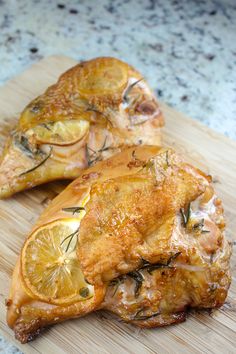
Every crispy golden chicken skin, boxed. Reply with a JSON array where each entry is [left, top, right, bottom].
[[0, 57, 163, 198], [6, 146, 231, 343]]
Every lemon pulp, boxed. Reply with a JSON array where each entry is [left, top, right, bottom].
[[22, 218, 93, 305], [26, 119, 89, 146]]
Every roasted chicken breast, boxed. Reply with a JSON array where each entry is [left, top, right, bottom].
[[6, 145, 231, 343], [0, 57, 163, 198]]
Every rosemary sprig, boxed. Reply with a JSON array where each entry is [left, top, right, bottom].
[[141, 252, 181, 274], [30, 101, 43, 113], [97, 136, 108, 153], [14, 134, 35, 158], [133, 310, 160, 321], [88, 155, 102, 167], [86, 144, 101, 167], [60, 228, 79, 252], [193, 219, 204, 231], [192, 218, 210, 233], [86, 137, 110, 167], [19, 147, 52, 176], [180, 203, 191, 227], [62, 206, 85, 215], [128, 271, 144, 297], [41, 123, 52, 131], [123, 78, 143, 103], [87, 146, 97, 155], [109, 278, 124, 297], [109, 252, 181, 298], [166, 251, 182, 265]]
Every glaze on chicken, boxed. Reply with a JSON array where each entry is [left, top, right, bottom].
[[0, 57, 163, 198], [6, 146, 231, 343]]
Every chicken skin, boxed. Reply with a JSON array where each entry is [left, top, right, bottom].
[[0, 57, 163, 199], [6, 145, 231, 343]]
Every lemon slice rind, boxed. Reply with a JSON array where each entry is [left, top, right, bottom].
[[21, 218, 94, 305]]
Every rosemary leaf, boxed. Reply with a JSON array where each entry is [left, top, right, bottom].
[[167, 251, 182, 265], [86, 137, 110, 167], [89, 156, 102, 166], [134, 310, 160, 321], [110, 279, 123, 297], [19, 147, 52, 176], [15, 134, 34, 157], [62, 206, 85, 215], [193, 218, 204, 231], [180, 203, 191, 227], [60, 228, 79, 252], [109, 253, 181, 299], [141, 252, 181, 273], [41, 123, 52, 131], [99, 136, 107, 151], [128, 271, 144, 297], [123, 78, 143, 103], [85, 144, 92, 167]]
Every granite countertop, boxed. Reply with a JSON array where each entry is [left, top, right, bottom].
[[0, 0, 236, 352]]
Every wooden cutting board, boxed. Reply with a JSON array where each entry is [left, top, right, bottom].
[[0, 56, 236, 354]]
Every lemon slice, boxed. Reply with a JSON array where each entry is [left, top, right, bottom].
[[21, 218, 94, 305], [77, 58, 128, 94], [26, 119, 89, 146]]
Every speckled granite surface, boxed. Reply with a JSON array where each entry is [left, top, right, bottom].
[[0, 0, 236, 352]]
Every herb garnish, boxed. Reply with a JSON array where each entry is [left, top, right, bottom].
[[141, 252, 181, 274], [19, 147, 52, 176], [41, 123, 52, 131], [62, 206, 85, 215], [133, 310, 160, 321], [193, 219, 204, 231], [128, 271, 144, 297], [86, 144, 102, 167], [180, 203, 191, 227], [109, 252, 181, 298], [79, 287, 89, 298], [60, 228, 79, 252], [86, 137, 111, 167], [109, 278, 123, 297], [14, 133, 35, 157], [98, 136, 110, 153], [192, 218, 210, 233], [123, 78, 143, 103]]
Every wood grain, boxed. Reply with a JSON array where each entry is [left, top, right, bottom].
[[0, 56, 235, 354]]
